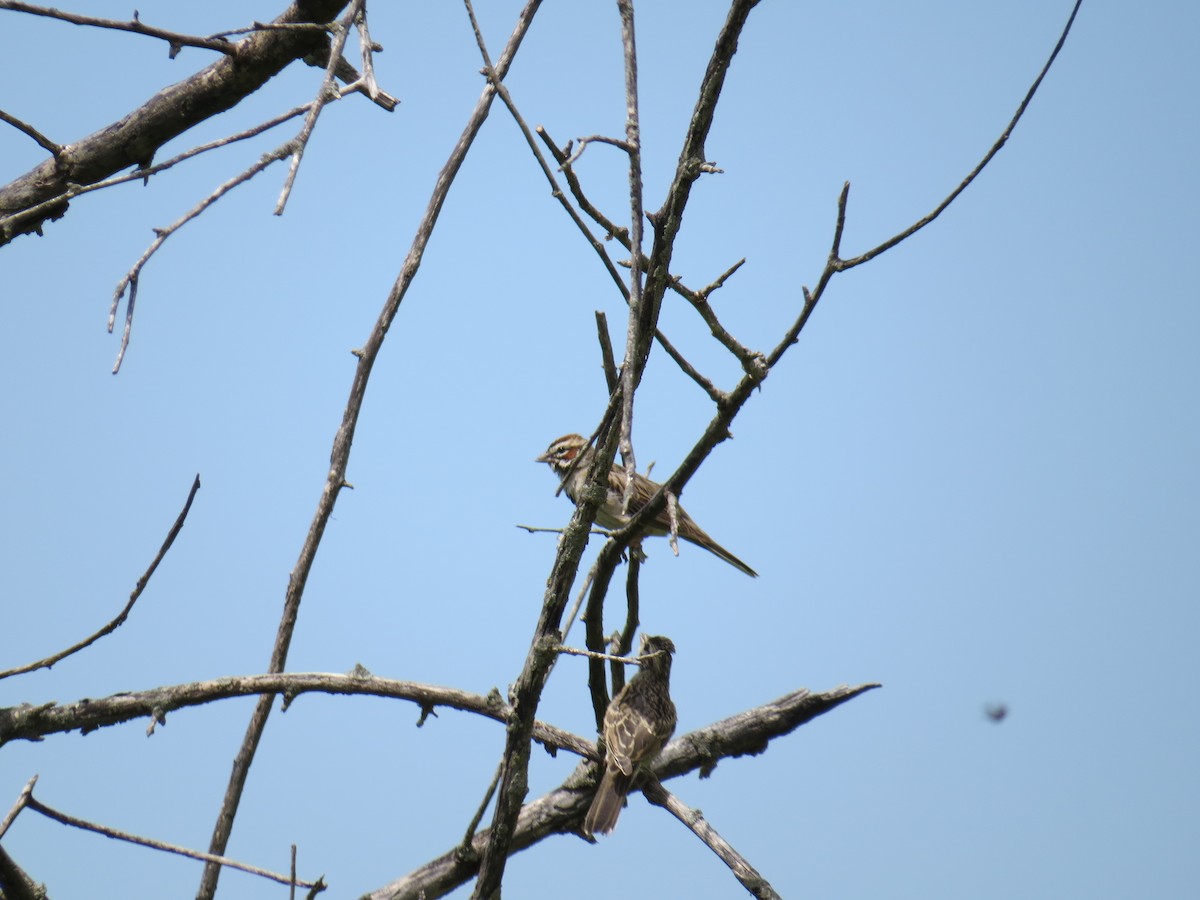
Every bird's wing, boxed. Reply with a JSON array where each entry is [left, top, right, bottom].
[[604, 702, 665, 776]]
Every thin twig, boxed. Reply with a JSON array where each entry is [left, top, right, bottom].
[[514, 524, 610, 536], [595, 310, 619, 393], [464, 3, 633, 319], [536, 127, 628, 244], [0, 474, 201, 680], [539, 125, 722, 400], [460, 761, 503, 853], [563, 134, 634, 166], [766, 1, 1082, 374], [0, 2, 373, 246], [24, 790, 323, 891], [198, 4, 545, 896], [0, 93, 342, 242], [642, 778, 781, 900], [276, 0, 364, 214], [109, 145, 293, 372], [462, 22, 720, 411], [0, 1, 236, 54], [355, 7, 380, 101], [666, 259, 760, 368], [836, 0, 1083, 271], [615, 0, 647, 521], [0, 776, 37, 840], [0, 107, 59, 154], [100, 96, 341, 364], [560, 555, 599, 646], [555, 644, 654, 666], [612, 554, 641, 696]]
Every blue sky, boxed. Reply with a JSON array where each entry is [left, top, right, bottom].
[[1, 1, 1197, 898]]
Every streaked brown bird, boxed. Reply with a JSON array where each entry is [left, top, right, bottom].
[[583, 634, 678, 837], [536, 433, 757, 577]]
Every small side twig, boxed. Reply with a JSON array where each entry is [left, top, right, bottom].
[[0, 1, 236, 55], [611, 552, 641, 695], [555, 644, 652, 666], [537, 127, 628, 244], [642, 778, 781, 900], [109, 142, 293, 373], [0, 107, 59, 154], [0, 93, 341, 243], [0, 775, 37, 840], [0, 474, 201, 680], [355, 6, 380, 101], [561, 556, 600, 644], [667, 259, 759, 367], [464, 19, 722, 411], [534, 127, 722, 403], [595, 310, 619, 393], [275, 0, 364, 214], [460, 761, 503, 853], [563, 134, 634, 166]]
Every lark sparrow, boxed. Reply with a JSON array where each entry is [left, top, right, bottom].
[[536, 433, 758, 577], [583, 634, 678, 837]]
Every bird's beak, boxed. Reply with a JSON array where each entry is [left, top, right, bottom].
[[535, 451, 550, 463]]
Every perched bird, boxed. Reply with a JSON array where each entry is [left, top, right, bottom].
[[584, 634, 678, 837], [536, 433, 758, 577]]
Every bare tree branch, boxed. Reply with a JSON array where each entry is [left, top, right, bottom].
[[836, 0, 1083, 271], [476, 5, 762, 893], [24, 787, 324, 892], [643, 778, 780, 899], [0, 843, 41, 900], [0, 0, 358, 246], [0, 776, 36, 841], [0, 1, 237, 55], [0, 474, 201, 681], [0, 106, 60, 155], [614, 0, 648, 528], [196, 4, 546, 895], [275, 0, 364, 214], [0, 672, 593, 759], [371, 683, 879, 900]]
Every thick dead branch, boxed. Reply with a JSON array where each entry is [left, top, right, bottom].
[[0, 843, 41, 900], [0, 672, 592, 759], [0, 0, 353, 245], [370, 683, 879, 900]]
